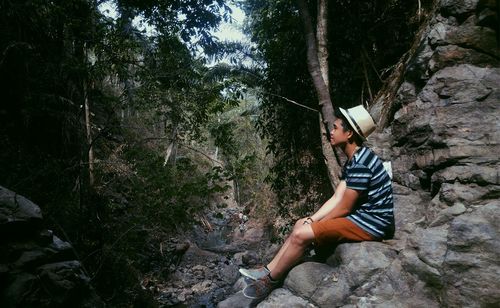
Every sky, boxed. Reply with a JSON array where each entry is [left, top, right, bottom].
[[213, 5, 248, 43]]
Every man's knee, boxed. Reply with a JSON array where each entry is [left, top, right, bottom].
[[290, 228, 312, 247], [293, 219, 303, 230]]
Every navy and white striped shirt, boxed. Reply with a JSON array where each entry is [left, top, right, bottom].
[[341, 147, 395, 239]]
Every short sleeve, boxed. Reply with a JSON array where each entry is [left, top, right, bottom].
[[345, 163, 372, 191]]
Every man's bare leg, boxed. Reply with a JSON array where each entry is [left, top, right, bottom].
[[268, 224, 315, 279], [267, 236, 292, 271], [267, 218, 309, 271]]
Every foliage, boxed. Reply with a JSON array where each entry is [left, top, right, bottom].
[[208, 98, 273, 211], [115, 0, 232, 55], [0, 0, 239, 305]]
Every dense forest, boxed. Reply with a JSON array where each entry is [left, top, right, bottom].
[[7, 0, 495, 307]]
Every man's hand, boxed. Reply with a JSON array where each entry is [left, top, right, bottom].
[[295, 217, 312, 228], [302, 217, 314, 225]]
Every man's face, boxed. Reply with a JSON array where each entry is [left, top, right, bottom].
[[330, 118, 351, 146]]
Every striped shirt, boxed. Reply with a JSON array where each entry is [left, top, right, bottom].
[[341, 147, 395, 239]]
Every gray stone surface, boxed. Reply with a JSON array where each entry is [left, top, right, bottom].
[[442, 201, 500, 307], [217, 291, 255, 308], [258, 288, 316, 307], [0, 185, 43, 236], [439, 0, 480, 16]]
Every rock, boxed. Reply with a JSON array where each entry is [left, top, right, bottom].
[[445, 20, 500, 58], [402, 250, 442, 287], [1, 273, 40, 307], [258, 288, 316, 307], [392, 183, 429, 233], [231, 221, 267, 251], [0, 186, 43, 238], [192, 264, 209, 279], [175, 242, 190, 255], [217, 291, 255, 308], [429, 202, 466, 226], [410, 226, 448, 269], [218, 263, 239, 284], [420, 65, 496, 106], [327, 242, 397, 286], [345, 259, 439, 308], [178, 242, 219, 267], [241, 250, 260, 266], [437, 182, 497, 205], [286, 262, 334, 296], [13, 249, 48, 269], [177, 292, 186, 302], [439, 0, 479, 16], [429, 45, 500, 73], [442, 201, 500, 307], [286, 262, 350, 306], [191, 280, 213, 293], [0, 187, 103, 307], [49, 235, 72, 253]]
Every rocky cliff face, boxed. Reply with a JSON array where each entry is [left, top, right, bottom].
[[220, 0, 500, 307], [0, 186, 103, 307]]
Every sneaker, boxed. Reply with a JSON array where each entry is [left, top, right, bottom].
[[239, 266, 270, 281], [243, 275, 279, 299]]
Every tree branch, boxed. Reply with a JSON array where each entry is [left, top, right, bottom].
[[265, 92, 318, 112], [178, 143, 224, 166]]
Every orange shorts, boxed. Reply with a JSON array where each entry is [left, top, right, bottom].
[[310, 217, 375, 247]]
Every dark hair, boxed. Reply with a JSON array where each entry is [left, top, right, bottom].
[[334, 108, 364, 145]]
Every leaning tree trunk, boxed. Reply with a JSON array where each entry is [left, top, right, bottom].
[[297, 0, 341, 188]]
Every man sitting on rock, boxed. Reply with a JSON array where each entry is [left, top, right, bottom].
[[240, 105, 395, 300]]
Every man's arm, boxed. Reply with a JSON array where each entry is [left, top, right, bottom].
[[309, 181, 347, 222], [322, 187, 360, 220]]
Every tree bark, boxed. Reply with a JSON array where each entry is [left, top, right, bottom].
[[84, 79, 95, 187], [296, 0, 335, 129], [163, 126, 178, 166], [297, 0, 341, 187], [316, 0, 328, 87]]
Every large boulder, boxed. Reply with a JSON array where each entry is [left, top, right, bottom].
[[0, 186, 43, 238], [0, 185, 103, 307], [441, 200, 500, 307]]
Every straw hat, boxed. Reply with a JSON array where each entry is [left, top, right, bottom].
[[339, 105, 377, 140]]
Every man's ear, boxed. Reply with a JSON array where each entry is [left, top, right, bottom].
[[347, 130, 355, 142]]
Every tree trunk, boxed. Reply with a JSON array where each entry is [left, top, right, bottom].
[[297, 0, 341, 187], [316, 0, 328, 87], [369, 4, 435, 127], [84, 79, 95, 187], [163, 126, 178, 166]]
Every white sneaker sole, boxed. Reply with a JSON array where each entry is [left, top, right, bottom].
[[239, 268, 268, 281]]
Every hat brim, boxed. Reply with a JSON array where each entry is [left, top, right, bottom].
[[339, 107, 366, 140]]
